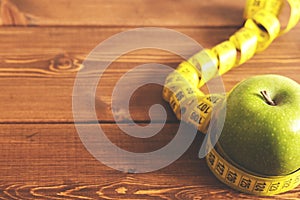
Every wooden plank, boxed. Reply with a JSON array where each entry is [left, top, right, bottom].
[[0, 0, 245, 26], [0, 27, 300, 123], [1, 26, 299, 67], [0, 123, 298, 199]]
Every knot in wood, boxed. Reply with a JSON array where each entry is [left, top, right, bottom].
[[50, 54, 83, 73]]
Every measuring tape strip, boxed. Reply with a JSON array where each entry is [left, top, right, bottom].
[[245, 10, 281, 52], [212, 41, 237, 76], [206, 147, 300, 196], [281, 0, 300, 34], [163, 0, 300, 132], [182, 94, 223, 133], [169, 85, 204, 119], [229, 27, 258, 65], [244, 0, 300, 35], [162, 0, 300, 195], [244, 0, 284, 19], [188, 49, 219, 88]]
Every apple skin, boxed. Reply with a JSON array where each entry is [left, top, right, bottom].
[[218, 74, 300, 176]]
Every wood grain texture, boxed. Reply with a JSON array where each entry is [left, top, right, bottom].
[[0, 0, 299, 199], [0, 124, 299, 200], [0, 0, 245, 26], [0, 27, 299, 123], [0, 0, 27, 25]]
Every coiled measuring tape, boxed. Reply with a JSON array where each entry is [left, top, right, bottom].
[[162, 0, 300, 196], [207, 146, 300, 196]]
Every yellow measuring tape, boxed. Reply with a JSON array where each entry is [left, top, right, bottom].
[[162, 0, 300, 196], [207, 146, 300, 196]]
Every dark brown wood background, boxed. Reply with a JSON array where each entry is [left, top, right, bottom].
[[0, 0, 299, 199]]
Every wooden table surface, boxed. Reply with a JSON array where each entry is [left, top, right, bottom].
[[0, 0, 299, 199]]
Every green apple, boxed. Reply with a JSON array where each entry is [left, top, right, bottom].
[[218, 74, 300, 176]]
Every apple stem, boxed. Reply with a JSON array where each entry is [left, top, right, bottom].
[[260, 90, 276, 106]]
